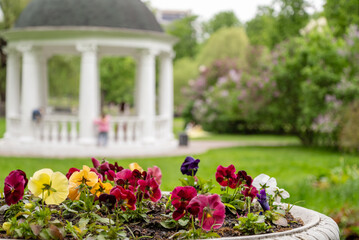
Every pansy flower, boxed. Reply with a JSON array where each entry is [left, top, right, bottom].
[[110, 186, 137, 211], [237, 170, 253, 186], [92, 157, 123, 181], [28, 169, 69, 205], [138, 178, 161, 202], [69, 165, 99, 187], [99, 193, 117, 212], [215, 165, 238, 189], [252, 174, 290, 202], [66, 168, 80, 180], [115, 169, 137, 191], [147, 166, 162, 185], [4, 170, 28, 205], [91, 179, 113, 197], [242, 185, 258, 201], [171, 186, 197, 220], [187, 194, 225, 231], [129, 162, 144, 172], [68, 165, 99, 200], [181, 156, 200, 176], [257, 189, 270, 211]]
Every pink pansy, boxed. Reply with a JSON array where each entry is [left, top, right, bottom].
[[171, 186, 197, 220], [215, 165, 238, 189], [4, 170, 28, 206], [110, 186, 137, 211], [187, 194, 225, 231], [92, 157, 101, 169], [138, 178, 161, 202], [115, 169, 137, 191], [147, 166, 162, 185]]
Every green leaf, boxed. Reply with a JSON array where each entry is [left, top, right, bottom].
[[160, 219, 177, 229], [79, 218, 90, 231], [178, 218, 190, 227]]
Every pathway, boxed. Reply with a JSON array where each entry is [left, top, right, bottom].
[[0, 139, 298, 159]]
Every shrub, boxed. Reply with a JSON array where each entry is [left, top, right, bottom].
[[339, 101, 359, 152]]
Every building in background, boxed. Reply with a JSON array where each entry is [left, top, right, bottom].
[[156, 9, 191, 25]]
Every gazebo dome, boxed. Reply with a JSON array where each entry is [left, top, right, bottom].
[[14, 0, 163, 33]]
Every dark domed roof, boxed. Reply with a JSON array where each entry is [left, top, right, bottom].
[[14, 0, 163, 32]]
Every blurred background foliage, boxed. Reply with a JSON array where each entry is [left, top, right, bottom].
[[0, 0, 359, 151]]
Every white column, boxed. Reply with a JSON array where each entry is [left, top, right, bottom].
[[18, 45, 42, 142], [39, 55, 48, 109], [77, 43, 100, 144], [4, 48, 21, 139], [137, 49, 156, 144], [134, 56, 141, 115], [159, 52, 175, 140]]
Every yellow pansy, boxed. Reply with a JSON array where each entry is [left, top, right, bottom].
[[129, 162, 143, 172], [90, 180, 113, 197], [69, 165, 98, 187], [28, 168, 69, 205], [68, 182, 81, 201]]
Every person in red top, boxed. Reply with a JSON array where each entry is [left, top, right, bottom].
[[94, 113, 110, 146]]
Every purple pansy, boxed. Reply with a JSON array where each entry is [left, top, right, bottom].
[[181, 156, 200, 176], [257, 189, 270, 212]]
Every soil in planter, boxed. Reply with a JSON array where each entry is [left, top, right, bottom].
[[0, 196, 304, 240]]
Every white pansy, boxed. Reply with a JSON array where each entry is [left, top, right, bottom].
[[274, 187, 290, 202], [252, 174, 277, 196]]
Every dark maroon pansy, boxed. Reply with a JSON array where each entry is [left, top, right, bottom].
[[99, 193, 117, 212], [4, 170, 28, 205]]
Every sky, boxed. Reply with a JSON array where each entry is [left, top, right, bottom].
[[0, 0, 324, 24], [148, 0, 324, 23]]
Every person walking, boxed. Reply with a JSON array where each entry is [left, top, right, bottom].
[[94, 113, 110, 146]]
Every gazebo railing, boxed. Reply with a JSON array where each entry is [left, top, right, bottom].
[[109, 117, 143, 145], [7, 115, 170, 145], [37, 115, 79, 143], [155, 115, 169, 140]]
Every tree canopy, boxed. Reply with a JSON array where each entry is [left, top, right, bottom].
[[324, 0, 359, 37], [165, 16, 198, 61], [203, 11, 241, 37]]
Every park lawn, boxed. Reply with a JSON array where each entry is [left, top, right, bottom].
[[0, 117, 5, 138], [0, 145, 357, 216]]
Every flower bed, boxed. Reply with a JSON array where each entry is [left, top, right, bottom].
[[0, 156, 334, 239]]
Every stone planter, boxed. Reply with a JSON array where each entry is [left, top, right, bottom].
[[205, 205, 340, 240]]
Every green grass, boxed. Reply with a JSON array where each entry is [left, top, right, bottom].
[[193, 133, 300, 143], [0, 117, 5, 138], [0, 145, 357, 216]]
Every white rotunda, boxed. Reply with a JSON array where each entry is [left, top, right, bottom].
[[0, 0, 177, 157]]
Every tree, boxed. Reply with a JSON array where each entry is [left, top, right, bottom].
[[276, 0, 310, 42], [196, 27, 249, 67], [324, 0, 359, 37], [246, 0, 310, 49], [203, 11, 241, 37], [246, 6, 277, 48], [100, 57, 136, 106], [165, 16, 198, 61], [48, 55, 80, 106], [173, 57, 198, 114]]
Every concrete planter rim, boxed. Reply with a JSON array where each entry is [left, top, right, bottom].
[[199, 204, 340, 240]]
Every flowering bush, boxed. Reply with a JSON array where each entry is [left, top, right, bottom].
[[0, 157, 297, 239]]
